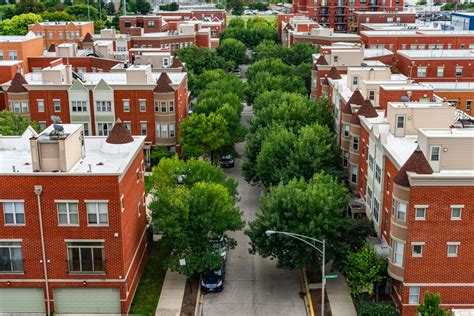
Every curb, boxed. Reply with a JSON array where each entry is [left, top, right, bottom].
[[194, 277, 204, 316], [301, 268, 315, 316]]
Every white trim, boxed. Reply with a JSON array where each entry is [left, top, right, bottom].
[[390, 234, 406, 244], [0, 199, 25, 202], [54, 199, 79, 203], [411, 242, 424, 257], [124, 226, 148, 280], [84, 200, 109, 203], [450, 204, 465, 208], [447, 242, 460, 257], [404, 283, 474, 287], [0, 239, 22, 242], [64, 239, 105, 242], [391, 220, 407, 230]]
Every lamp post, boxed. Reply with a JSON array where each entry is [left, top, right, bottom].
[[265, 230, 326, 316]]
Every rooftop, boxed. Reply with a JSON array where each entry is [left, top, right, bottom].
[[419, 128, 474, 138], [35, 21, 93, 26], [397, 49, 474, 59], [0, 32, 40, 42], [361, 30, 474, 36], [0, 124, 145, 175], [421, 82, 474, 91]]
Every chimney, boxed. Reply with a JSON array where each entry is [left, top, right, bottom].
[[126, 64, 152, 84], [30, 124, 85, 172]]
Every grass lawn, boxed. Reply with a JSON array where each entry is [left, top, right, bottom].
[[228, 15, 277, 24], [129, 241, 170, 315]]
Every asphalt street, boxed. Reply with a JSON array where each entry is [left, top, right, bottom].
[[202, 105, 306, 316]]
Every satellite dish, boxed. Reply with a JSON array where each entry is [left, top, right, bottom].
[[401, 95, 410, 103], [53, 124, 64, 133], [51, 115, 62, 124]]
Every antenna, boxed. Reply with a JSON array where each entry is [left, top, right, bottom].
[[401, 95, 410, 106]]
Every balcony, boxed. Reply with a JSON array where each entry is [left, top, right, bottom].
[[387, 259, 404, 281]]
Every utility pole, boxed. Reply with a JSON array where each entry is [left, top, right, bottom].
[[123, 0, 127, 16], [99, 0, 102, 20], [87, 0, 91, 20]]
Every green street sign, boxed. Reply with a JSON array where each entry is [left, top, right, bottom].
[[325, 275, 338, 279]]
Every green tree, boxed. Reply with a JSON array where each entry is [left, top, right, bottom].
[[134, 0, 151, 14], [228, 17, 245, 29], [284, 42, 318, 65], [150, 158, 242, 277], [246, 173, 349, 269], [66, 4, 99, 20], [417, 292, 451, 316], [159, 2, 179, 11], [174, 46, 234, 75], [149, 146, 175, 166], [15, 0, 45, 14], [359, 302, 399, 316], [94, 19, 106, 33], [106, 1, 116, 15], [0, 111, 39, 136], [216, 38, 248, 65], [0, 13, 42, 35], [179, 113, 229, 161], [345, 243, 386, 299], [253, 40, 287, 61], [247, 72, 306, 103], [41, 11, 74, 22], [190, 69, 227, 96]]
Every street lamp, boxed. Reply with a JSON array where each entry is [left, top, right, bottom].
[[265, 230, 326, 316]]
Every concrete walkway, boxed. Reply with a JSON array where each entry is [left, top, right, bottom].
[[155, 271, 186, 316], [325, 272, 357, 316]]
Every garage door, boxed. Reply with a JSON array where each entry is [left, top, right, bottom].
[[54, 288, 121, 314], [0, 288, 46, 313]]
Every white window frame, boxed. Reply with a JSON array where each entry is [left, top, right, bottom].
[[343, 124, 350, 138], [123, 99, 130, 112], [409, 286, 420, 304], [417, 67, 427, 78], [411, 242, 424, 257], [368, 90, 375, 101], [169, 123, 175, 138], [2, 201, 25, 226], [85, 201, 109, 226], [140, 122, 147, 136], [139, 99, 146, 112], [414, 205, 427, 220], [430, 145, 440, 162], [53, 99, 61, 112], [56, 200, 79, 226], [375, 164, 381, 183], [455, 66, 463, 77], [391, 238, 405, 267], [447, 242, 460, 257], [0, 240, 23, 273], [450, 205, 463, 221], [437, 66, 444, 77]]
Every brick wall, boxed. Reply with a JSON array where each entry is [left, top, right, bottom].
[[378, 87, 434, 110]]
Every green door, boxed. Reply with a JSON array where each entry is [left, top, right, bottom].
[[0, 288, 46, 313], [54, 288, 121, 314]]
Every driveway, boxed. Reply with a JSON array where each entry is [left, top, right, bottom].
[[202, 106, 306, 316]]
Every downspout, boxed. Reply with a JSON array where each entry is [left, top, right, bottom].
[[34, 185, 50, 315]]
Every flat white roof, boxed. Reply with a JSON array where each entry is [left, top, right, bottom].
[[0, 124, 145, 175], [419, 128, 474, 138], [0, 60, 23, 66], [0, 32, 40, 42], [354, 11, 415, 15], [364, 48, 393, 58], [421, 82, 474, 91], [388, 102, 445, 109], [381, 84, 432, 90], [397, 49, 474, 59], [37, 21, 93, 26], [384, 134, 418, 167]]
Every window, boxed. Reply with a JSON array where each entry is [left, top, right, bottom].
[[0, 51, 3, 60], [375, 164, 381, 183], [342, 151, 349, 167], [148, 21, 155, 28], [59, 31, 63, 40], [447, 242, 459, 257], [412, 243, 424, 257], [342, 124, 350, 138], [366, 186, 372, 210], [8, 51, 18, 60], [67, 241, 105, 273], [415, 206, 426, 220], [57, 202, 79, 225], [451, 205, 463, 220], [0, 241, 23, 272], [397, 200, 407, 222], [139, 100, 146, 112], [39, 121, 47, 131], [124, 21, 132, 28], [49, 32, 53, 40], [397, 115, 405, 128], [37, 100, 45, 112], [124, 121, 131, 132], [163, 58, 169, 67], [430, 146, 440, 161], [368, 90, 375, 101], [169, 101, 174, 112], [83, 123, 90, 136], [386, 175, 390, 193], [86, 202, 109, 225], [352, 76, 358, 86], [467, 100, 472, 112], [352, 136, 359, 151], [95, 101, 112, 112], [123, 100, 130, 112], [19, 101, 29, 113], [161, 101, 167, 113], [333, 56, 338, 63], [140, 122, 147, 136], [410, 44, 417, 50], [71, 101, 87, 112], [456, 67, 462, 77], [368, 154, 374, 171], [53, 99, 61, 112], [161, 124, 168, 138], [374, 198, 380, 222], [2, 202, 25, 225], [97, 122, 113, 136], [437, 67, 444, 77], [417, 67, 427, 78], [409, 286, 420, 304], [169, 123, 175, 137], [351, 165, 357, 183], [391, 239, 404, 266], [401, 44, 407, 50]]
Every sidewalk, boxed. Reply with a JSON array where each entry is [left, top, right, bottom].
[[155, 271, 186, 316], [325, 272, 357, 316]]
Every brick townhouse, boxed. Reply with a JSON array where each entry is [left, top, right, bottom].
[[396, 50, 474, 82], [0, 121, 148, 314], [323, 57, 474, 313], [28, 21, 94, 49], [291, 0, 404, 32], [1, 61, 189, 159], [0, 32, 44, 73], [420, 82, 474, 114], [360, 30, 474, 53], [349, 11, 416, 33]]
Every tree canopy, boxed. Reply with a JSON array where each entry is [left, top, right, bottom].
[[150, 157, 243, 276], [216, 38, 248, 66], [417, 292, 451, 316], [174, 46, 234, 75], [0, 111, 39, 135], [0, 13, 42, 35], [246, 173, 350, 269], [220, 17, 277, 48]]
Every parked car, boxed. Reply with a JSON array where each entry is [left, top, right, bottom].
[[201, 262, 225, 293], [210, 235, 228, 261], [219, 155, 235, 168]]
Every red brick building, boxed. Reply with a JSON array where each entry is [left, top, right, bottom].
[[0, 122, 148, 314], [1, 61, 189, 159], [0, 32, 44, 73], [396, 50, 474, 82], [28, 21, 94, 49], [360, 30, 474, 53], [349, 11, 416, 33], [291, 0, 404, 33]]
